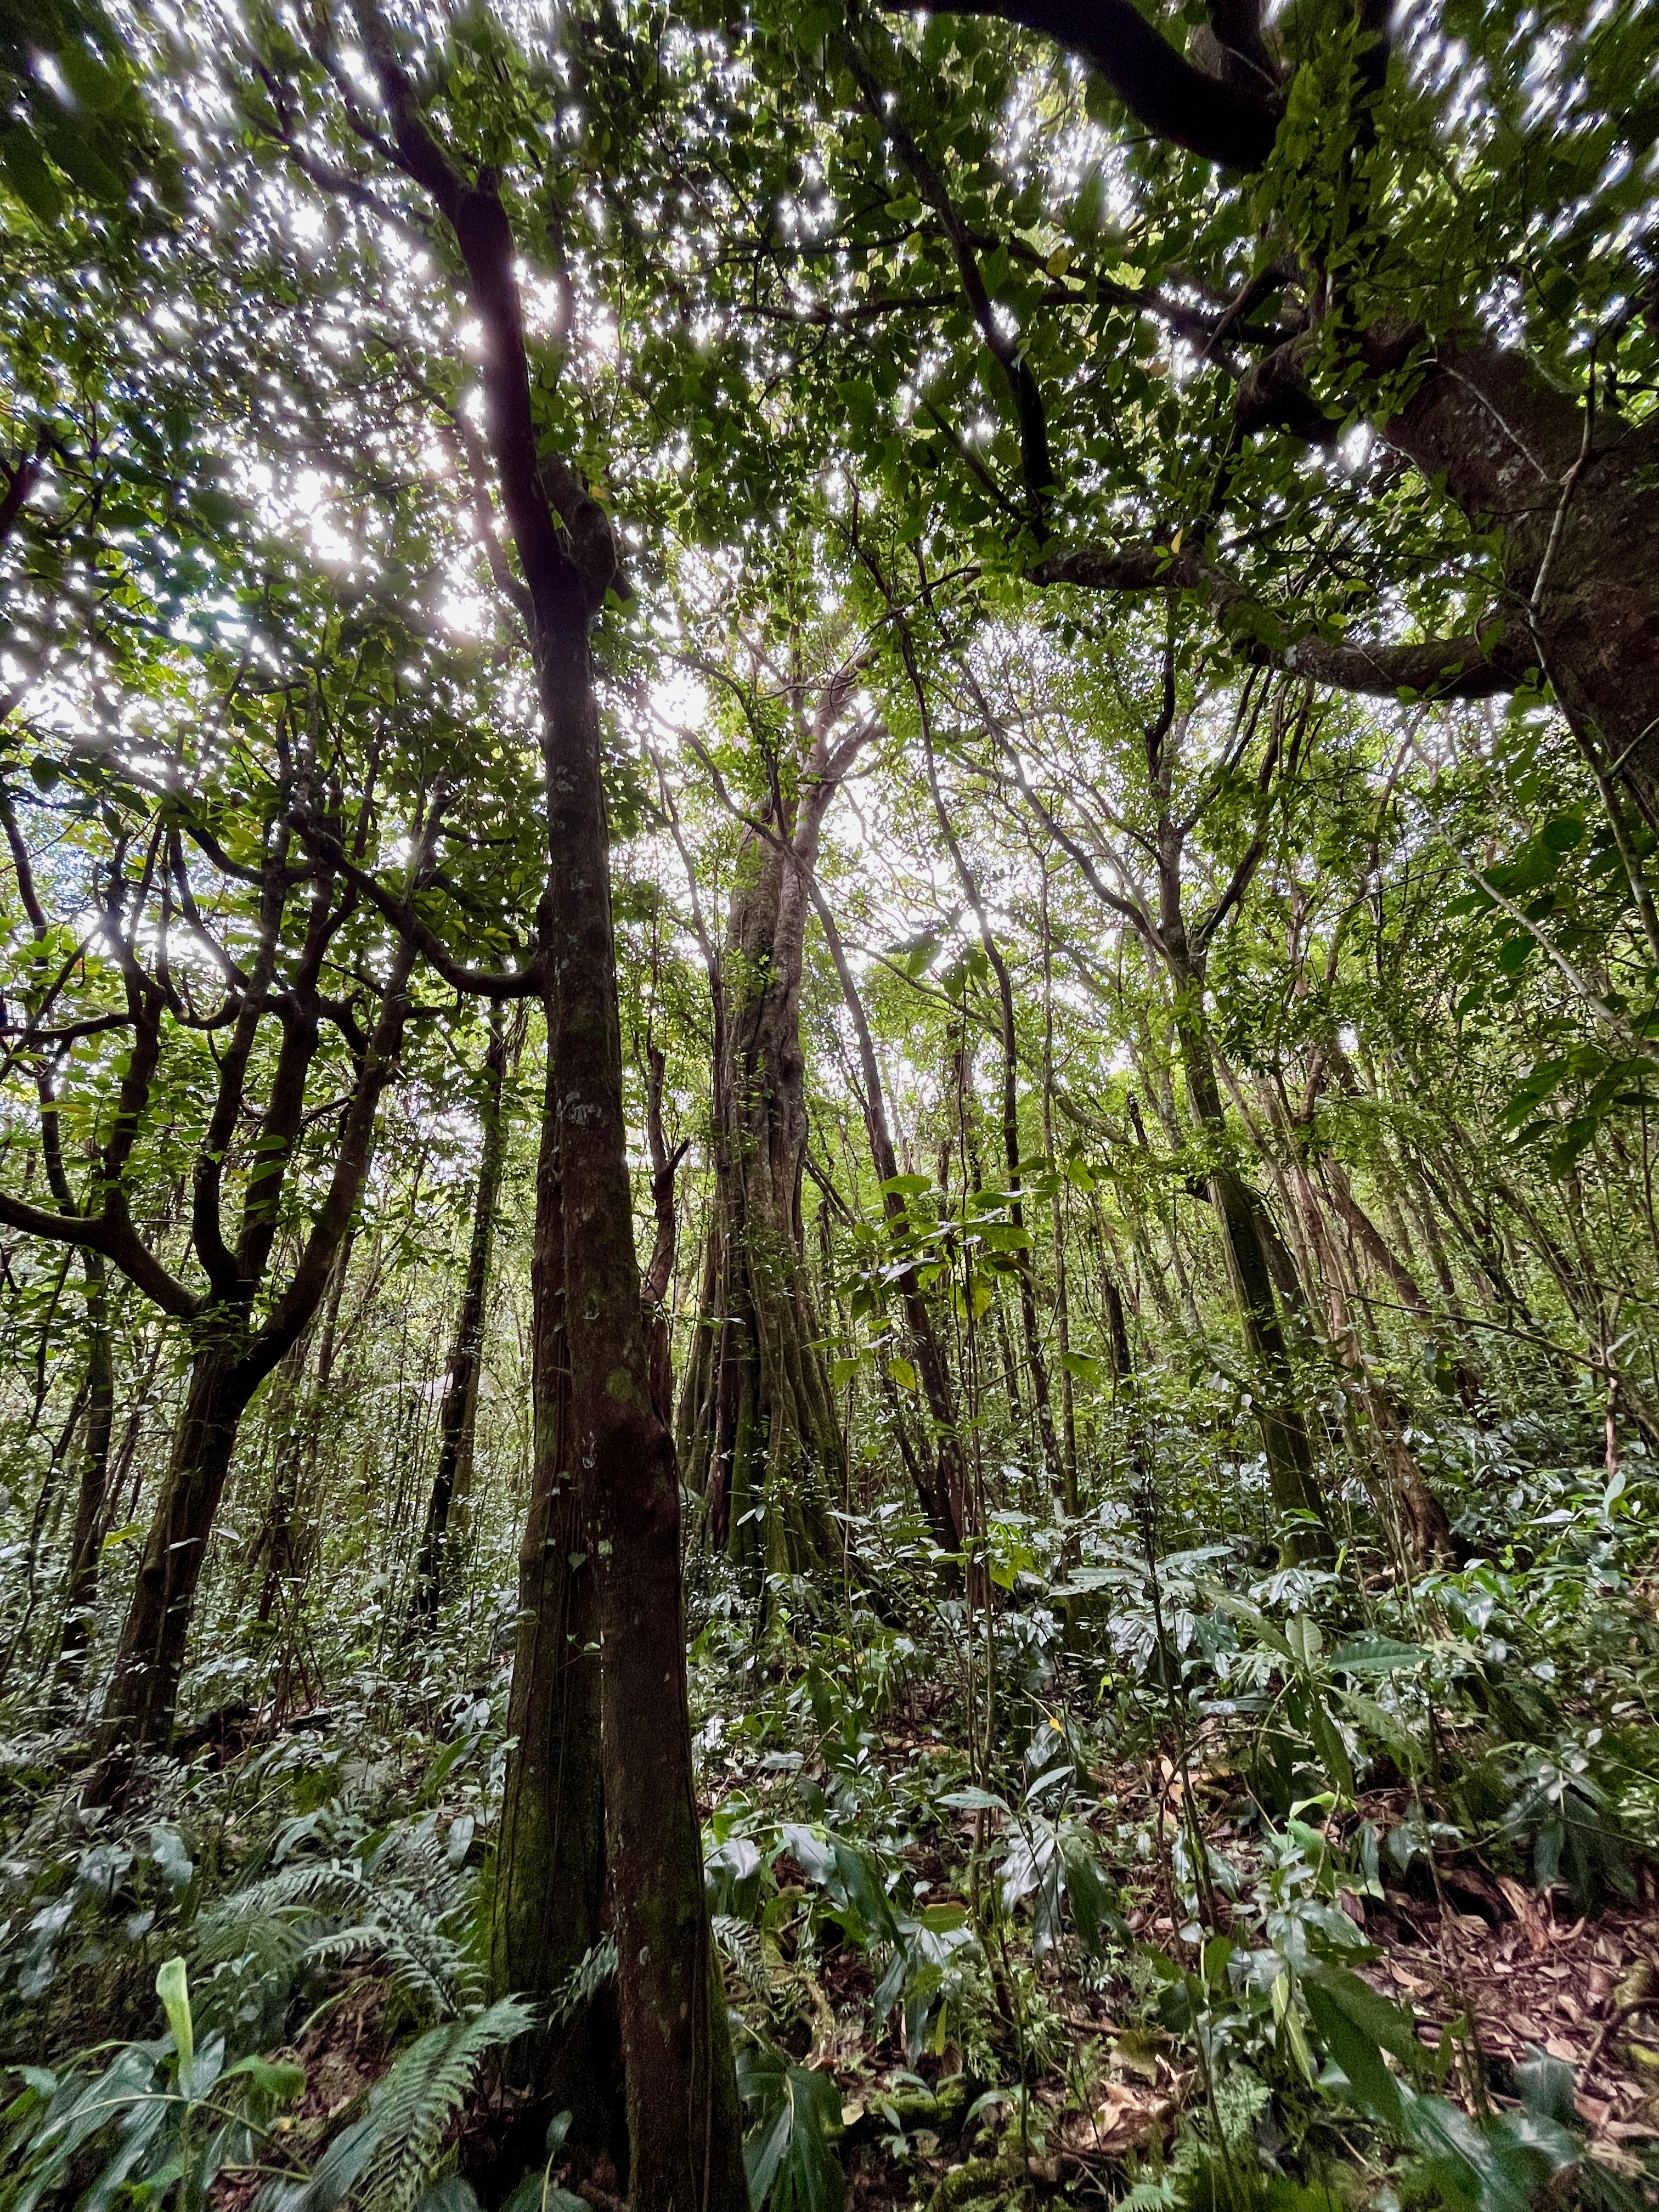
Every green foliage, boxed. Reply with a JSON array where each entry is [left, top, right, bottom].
[[266, 1997, 532, 2212], [737, 2041, 848, 2212]]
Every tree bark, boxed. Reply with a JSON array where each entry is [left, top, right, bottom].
[[541, 620, 746, 2212], [679, 698, 865, 1580], [412, 1004, 509, 1626], [352, 31, 746, 2196], [492, 1043, 618, 2153], [49, 1250, 115, 1705]]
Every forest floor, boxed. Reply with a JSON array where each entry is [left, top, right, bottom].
[[10, 1471, 1659, 2212], [691, 1666, 1659, 2212]]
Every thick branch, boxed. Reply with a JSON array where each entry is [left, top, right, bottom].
[[1031, 540, 1525, 701], [0, 1189, 199, 1319], [878, 0, 1280, 168]]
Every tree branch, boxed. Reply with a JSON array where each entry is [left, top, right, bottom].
[[1030, 539, 1525, 701], [877, 0, 1280, 168]]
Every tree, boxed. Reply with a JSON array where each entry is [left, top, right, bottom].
[[411, 1004, 511, 1627], [270, 10, 748, 2197], [682, 0, 1659, 849], [676, 638, 875, 1578]]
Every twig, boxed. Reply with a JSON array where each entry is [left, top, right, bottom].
[[1583, 1990, 1659, 2080]]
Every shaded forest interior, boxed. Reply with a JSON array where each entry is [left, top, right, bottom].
[[4, 2, 1659, 2211]]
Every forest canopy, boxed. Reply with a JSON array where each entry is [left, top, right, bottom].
[[2, 1, 1659, 2210]]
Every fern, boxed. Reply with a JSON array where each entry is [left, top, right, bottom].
[[263, 1996, 532, 2212], [356, 1997, 532, 2212], [713, 1914, 819, 2039], [713, 1915, 774, 2012], [546, 1937, 617, 2029], [192, 1835, 481, 2038]]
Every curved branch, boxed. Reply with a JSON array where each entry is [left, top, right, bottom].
[[0, 1189, 199, 1319], [289, 810, 546, 998], [877, 0, 1280, 168], [1031, 539, 1525, 701]]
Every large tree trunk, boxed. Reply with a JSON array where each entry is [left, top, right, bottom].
[[491, 1044, 618, 2155], [357, 39, 747, 2199], [412, 1005, 509, 1626], [539, 618, 746, 2212], [680, 821, 843, 1579]]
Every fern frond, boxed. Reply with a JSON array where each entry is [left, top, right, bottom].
[[547, 1938, 617, 2030], [355, 1996, 533, 2212], [192, 1842, 479, 2029]]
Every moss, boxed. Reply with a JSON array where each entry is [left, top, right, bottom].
[[922, 2155, 1014, 2212]]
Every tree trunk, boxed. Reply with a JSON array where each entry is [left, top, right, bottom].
[[354, 47, 748, 2199], [412, 1005, 509, 1626], [640, 1041, 687, 1424], [50, 1250, 115, 1705], [1167, 963, 1329, 1555], [679, 820, 842, 1579], [539, 617, 746, 2212], [92, 927, 418, 1788], [1286, 1152, 1454, 1565], [492, 1043, 618, 2155], [1039, 867, 1079, 1509], [809, 868, 968, 1561], [919, 727, 1062, 1491], [96, 1324, 252, 1759]]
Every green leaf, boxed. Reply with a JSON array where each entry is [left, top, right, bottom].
[[938, 1786, 1009, 1813], [737, 2047, 846, 2212], [1303, 1971, 1403, 2126], [1329, 1635, 1429, 1674], [1059, 1832, 1120, 1959], [1512, 2047, 1576, 2126], [224, 2054, 306, 2103], [155, 1957, 193, 2072], [1308, 1692, 1355, 1797], [0, 127, 65, 223]]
